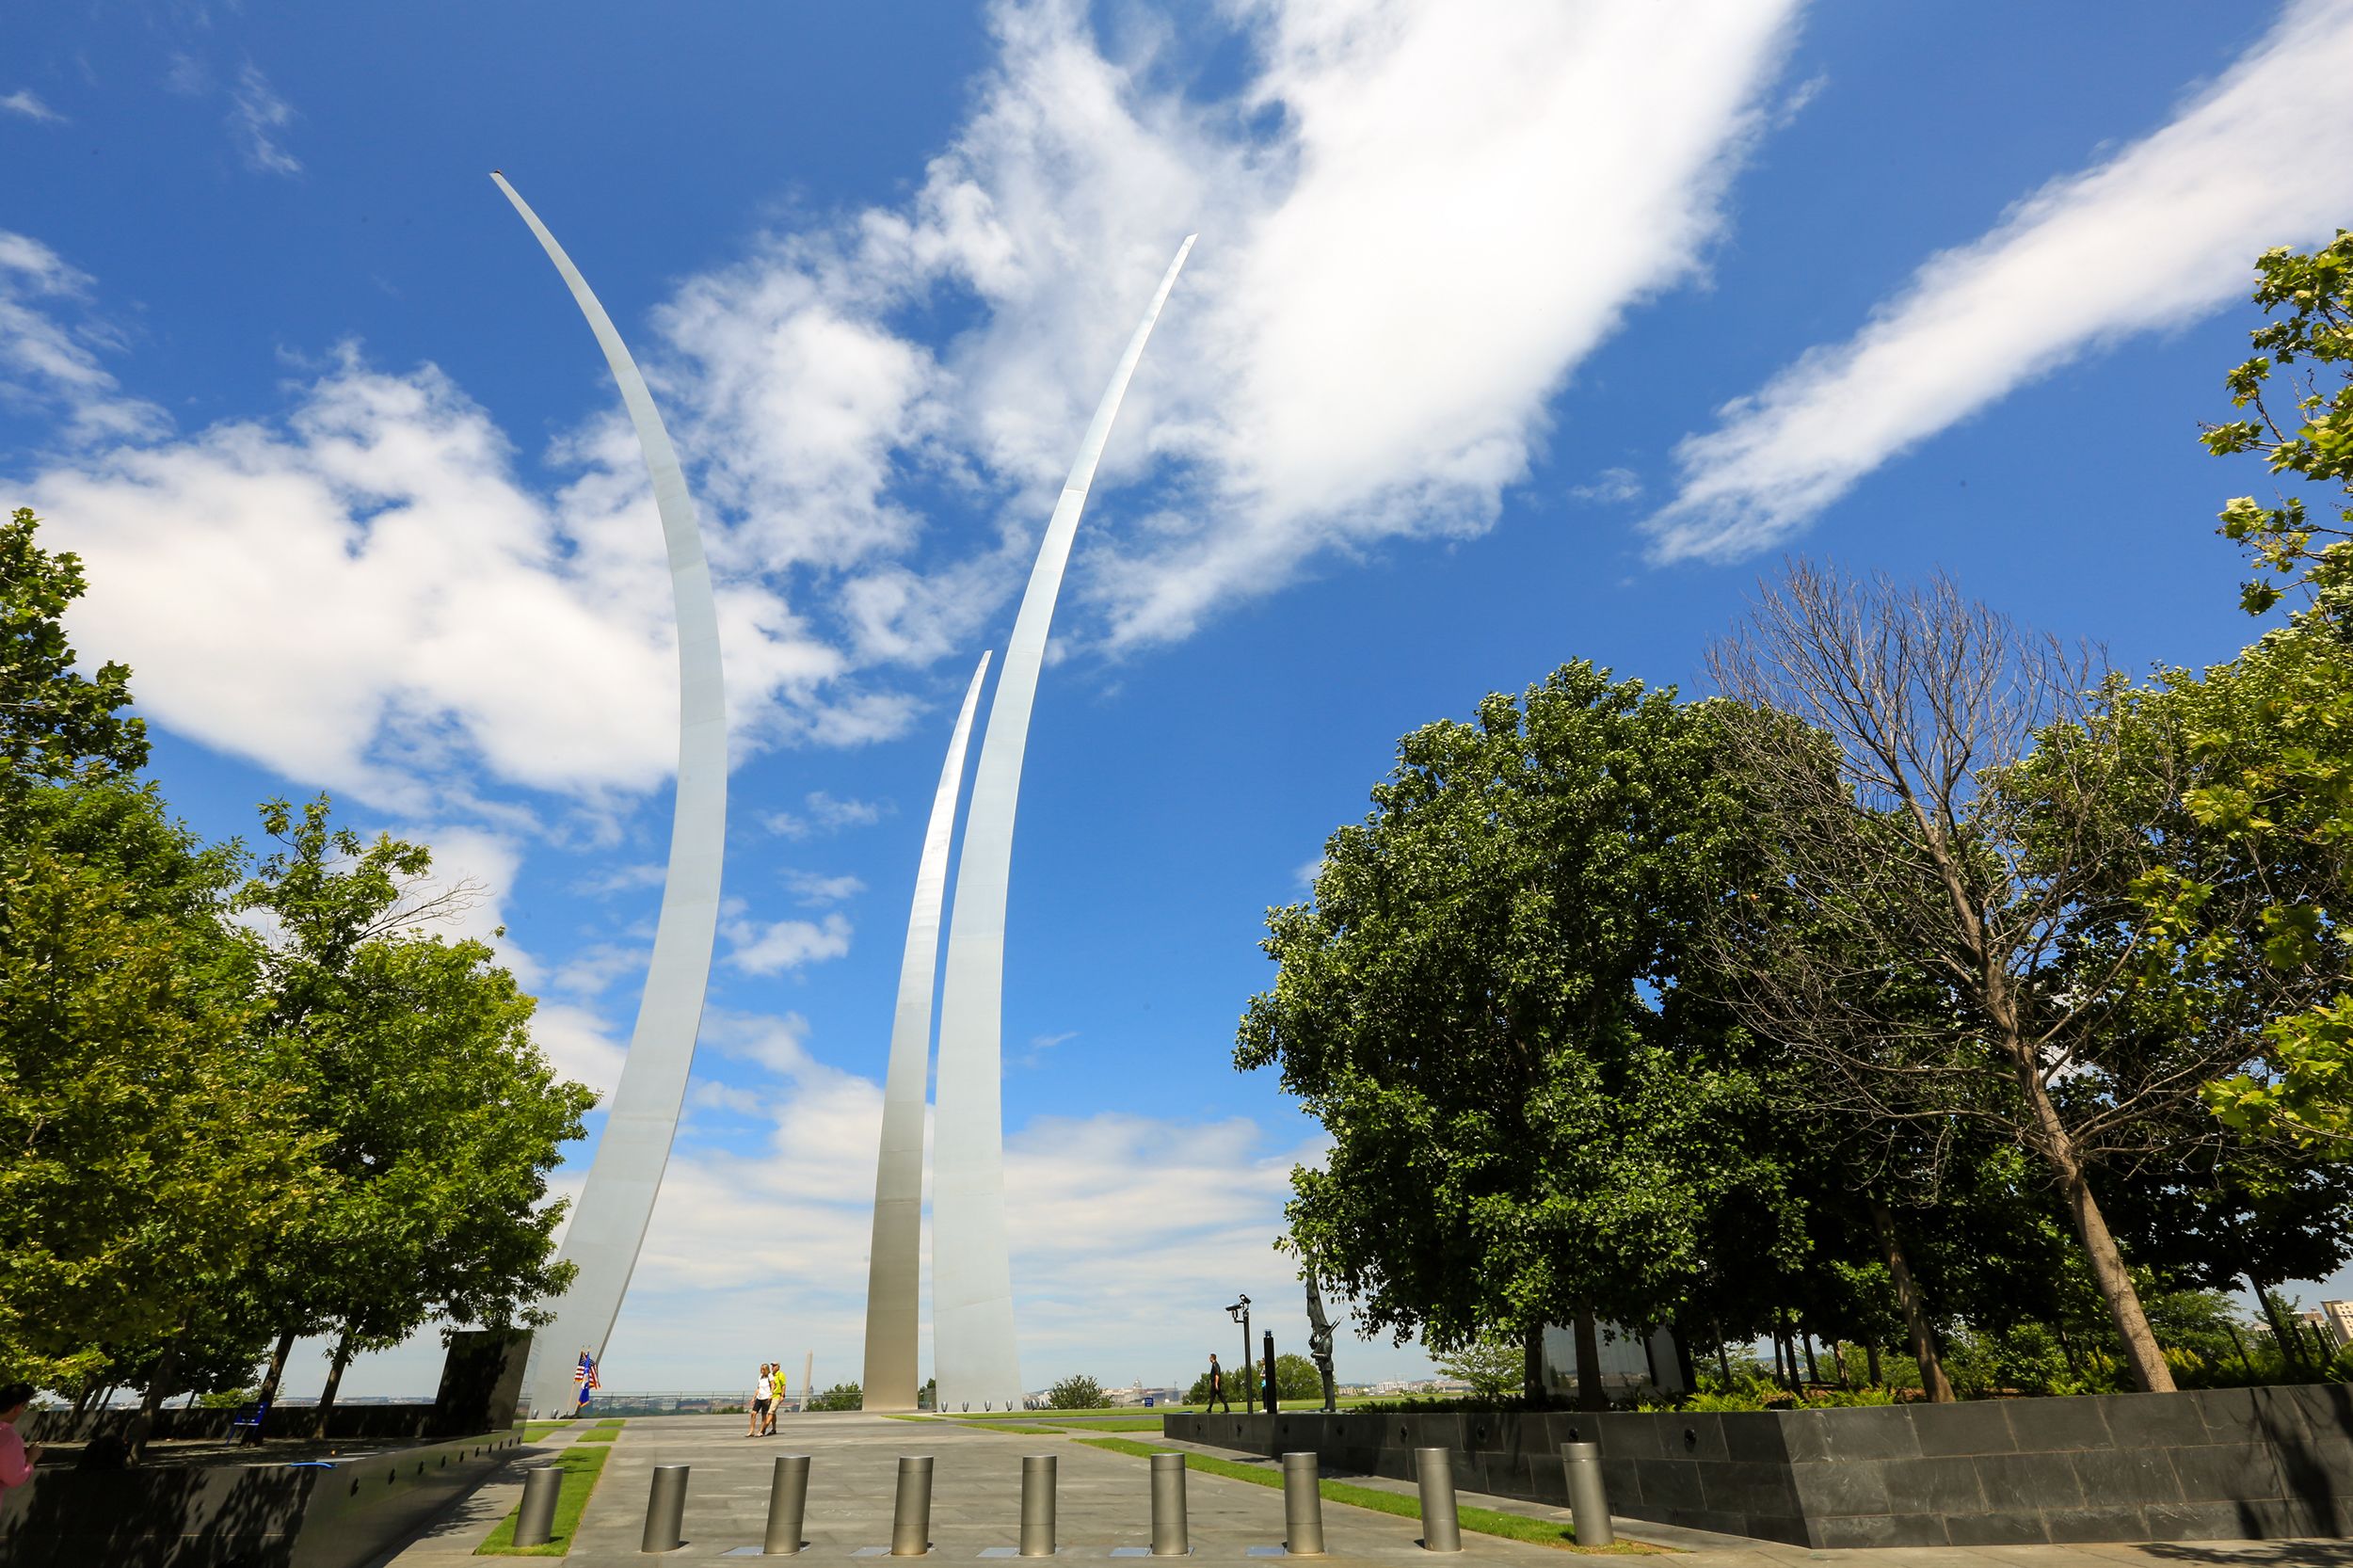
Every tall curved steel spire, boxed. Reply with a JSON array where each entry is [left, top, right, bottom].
[[490, 173, 729, 1420], [861, 649, 993, 1412], [931, 236, 1195, 1412]]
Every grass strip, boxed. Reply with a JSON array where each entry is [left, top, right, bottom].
[[475, 1444, 612, 1557], [520, 1422, 571, 1441], [956, 1420, 1068, 1434], [1033, 1416, 1164, 1432], [1069, 1439, 1658, 1555]]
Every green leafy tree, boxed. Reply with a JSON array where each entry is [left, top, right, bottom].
[[1269, 1352, 1321, 1402], [237, 797, 593, 1433], [1433, 1336, 1522, 1401], [1183, 1365, 1259, 1404], [807, 1383, 862, 1412], [0, 520, 324, 1439], [1045, 1374, 1111, 1409], [2166, 232, 2353, 1144], [0, 507, 146, 785], [1238, 664, 1796, 1410]]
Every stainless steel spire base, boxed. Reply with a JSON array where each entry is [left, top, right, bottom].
[[861, 653, 993, 1412]]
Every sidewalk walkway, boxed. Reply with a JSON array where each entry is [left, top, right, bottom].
[[376, 1414, 2353, 1567]]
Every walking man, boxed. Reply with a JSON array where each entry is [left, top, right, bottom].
[[1204, 1353, 1231, 1414], [748, 1363, 773, 1436], [0, 1384, 41, 1501]]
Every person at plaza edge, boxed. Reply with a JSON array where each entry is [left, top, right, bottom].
[[762, 1358, 783, 1433], [1204, 1353, 1231, 1413], [748, 1363, 773, 1436], [0, 1384, 41, 1499]]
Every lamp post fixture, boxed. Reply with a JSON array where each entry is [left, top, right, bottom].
[[1227, 1296, 1253, 1416]]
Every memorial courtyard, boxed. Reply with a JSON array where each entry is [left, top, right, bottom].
[[9, 2, 2353, 1562]]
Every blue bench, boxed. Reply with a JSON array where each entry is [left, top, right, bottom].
[[230, 1400, 269, 1441]]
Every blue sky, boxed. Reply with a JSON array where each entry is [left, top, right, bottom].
[[7, 1, 2352, 1400]]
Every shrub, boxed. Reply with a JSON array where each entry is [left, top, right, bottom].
[[807, 1383, 863, 1412], [1045, 1375, 1112, 1409]]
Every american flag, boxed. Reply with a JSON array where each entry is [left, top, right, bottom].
[[574, 1351, 599, 1409]]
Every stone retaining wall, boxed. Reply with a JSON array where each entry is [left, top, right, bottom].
[[0, 1430, 525, 1568], [24, 1401, 442, 1446], [1168, 1386, 2353, 1547]]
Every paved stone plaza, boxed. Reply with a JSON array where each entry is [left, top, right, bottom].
[[374, 1412, 2353, 1567]]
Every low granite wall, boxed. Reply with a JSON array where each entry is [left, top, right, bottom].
[[1167, 1386, 2353, 1547], [0, 1430, 527, 1568], [24, 1401, 443, 1447]]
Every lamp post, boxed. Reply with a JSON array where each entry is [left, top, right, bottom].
[[1226, 1296, 1253, 1416]]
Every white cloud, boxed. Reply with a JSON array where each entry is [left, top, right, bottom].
[[1, 89, 63, 124], [29, 348, 857, 810], [1643, 0, 2353, 562], [16, 2, 1813, 814], [760, 792, 892, 839], [594, 1031, 1372, 1394], [723, 909, 854, 975], [1570, 466, 1643, 505], [0, 232, 168, 444], [784, 870, 866, 906], [567, 0, 1806, 669], [532, 1001, 627, 1100], [229, 63, 301, 176]]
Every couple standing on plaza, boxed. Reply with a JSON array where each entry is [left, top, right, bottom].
[[747, 1361, 790, 1435]]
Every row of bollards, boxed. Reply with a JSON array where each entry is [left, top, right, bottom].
[[583, 1435, 1611, 1556]]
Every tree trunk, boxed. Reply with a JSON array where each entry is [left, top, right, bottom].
[[1714, 1329, 1733, 1388], [1865, 1341, 1882, 1387], [312, 1331, 356, 1441], [2004, 1032, 2174, 1391], [2054, 1317, 2081, 1378], [1523, 1321, 1546, 1406], [1572, 1306, 1608, 1413], [1671, 1326, 1697, 1393], [1801, 1330, 1823, 1388], [2226, 1323, 2255, 1377], [247, 1329, 298, 1445], [2252, 1276, 2308, 1377], [1867, 1195, 1954, 1402], [126, 1336, 183, 1464]]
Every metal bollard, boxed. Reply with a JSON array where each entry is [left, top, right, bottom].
[[641, 1464, 690, 1553], [1413, 1448, 1461, 1553], [764, 1453, 810, 1556], [1149, 1452, 1189, 1557], [1559, 1442, 1613, 1547], [891, 1455, 934, 1557], [1020, 1454, 1057, 1557], [1281, 1452, 1325, 1556], [514, 1466, 562, 1548]]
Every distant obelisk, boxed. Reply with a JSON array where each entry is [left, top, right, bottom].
[[930, 237, 1196, 1412], [860, 650, 993, 1412], [491, 173, 728, 1420]]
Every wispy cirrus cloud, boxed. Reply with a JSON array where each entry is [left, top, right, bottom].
[[0, 232, 168, 444], [1643, 0, 2353, 563], [1, 89, 64, 123], [229, 63, 301, 176]]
